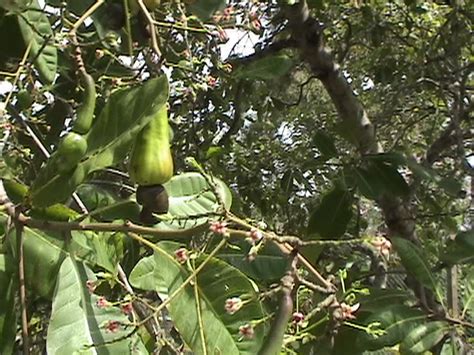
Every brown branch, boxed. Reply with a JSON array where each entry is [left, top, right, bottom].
[[228, 38, 297, 66], [14, 216, 30, 355], [2, 200, 207, 239], [259, 251, 298, 355]]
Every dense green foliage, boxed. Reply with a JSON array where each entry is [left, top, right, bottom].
[[0, 0, 472, 354]]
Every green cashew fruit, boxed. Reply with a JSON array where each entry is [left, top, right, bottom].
[[17, 89, 33, 110], [72, 72, 96, 134], [128, 106, 173, 186], [55, 132, 88, 173]]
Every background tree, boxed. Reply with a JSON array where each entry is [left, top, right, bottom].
[[0, 0, 472, 354]]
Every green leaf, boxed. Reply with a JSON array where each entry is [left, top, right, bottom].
[[47, 257, 145, 354], [76, 184, 141, 222], [219, 243, 287, 283], [205, 146, 225, 159], [130, 241, 267, 354], [462, 268, 473, 318], [30, 76, 169, 207], [157, 172, 232, 231], [0, 253, 16, 355], [17, 0, 57, 83], [356, 304, 427, 351], [70, 231, 124, 274], [354, 159, 409, 199], [356, 288, 415, 312], [235, 53, 294, 81], [440, 229, 474, 265], [437, 177, 463, 197], [392, 238, 443, 304], [8, 225, 67, 298], [399, 321, 449, 355], [307, 187, 353, 239], [313, 130, 338, 158], [188, 0, 226, 20], [129, 255, 167, 293]]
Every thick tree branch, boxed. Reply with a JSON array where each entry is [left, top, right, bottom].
[[282, 2, 418, 244]]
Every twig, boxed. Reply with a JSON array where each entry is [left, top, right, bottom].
[[3, 42, 32, 109], [15, 217, 30, 355], [192, 259, 207, 354], [137, 0, 162, 58], [117, 264, 161, 340], [122, 0, 134, 57], [259, 251, 298, 355], [226, 213, 334, 289], [3, 202, 207, 239], [70, 0, 105, 34]]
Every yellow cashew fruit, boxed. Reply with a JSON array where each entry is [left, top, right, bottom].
[[128, 106, 173, 186]]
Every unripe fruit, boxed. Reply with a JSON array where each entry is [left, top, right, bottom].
[[55, 132, 88, 173], [128, 106, 173, 186], [73, 72, 96, 134]]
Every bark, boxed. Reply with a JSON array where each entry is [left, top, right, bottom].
[[284, 1, 418, 243]]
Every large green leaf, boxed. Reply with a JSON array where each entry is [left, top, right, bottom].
[[219, 243, 287, 283], [354, 160, 409, 200], [356, 304, 426, 351], [234, 53, 294, 81], [313, 130, 338, 158], [76, 183, 141, 223], [129, 255, 166, 293], [70, 230, 124, 275], [17, 0, 57, 83], [129, 241, 267, 354], [47, 257, 146, 354], [307, 187, 353, 239], [355, 288, 415, 312], [399, 321, 449, 354], [30, 76, 169, 207], [156, 172, 232, 231], [392, 237, 442, 304], [0, 253, 16, 355], [8, 225, 67, 299]]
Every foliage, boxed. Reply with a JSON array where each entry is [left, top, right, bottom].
[[0, 0, 472, 354]]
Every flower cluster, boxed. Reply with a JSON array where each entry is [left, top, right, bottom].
[[105, 320, 120, 333], [292, 312, 305, 326], [333, 302, 360, 321], [246, 228, 263, 245], [121, 302, 133, 315], [238, 324, 254, 339], [96, 296, 110, 308], [86, 280, 96, 294], [210, 221, 229, 237], [370, 236, 392, 258], [213, 6, 234, 23], [174, 248, 188, 264], [225, 297, 243, 315]]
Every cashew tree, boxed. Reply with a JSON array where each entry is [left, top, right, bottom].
[[0, 0, 472, 354]]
